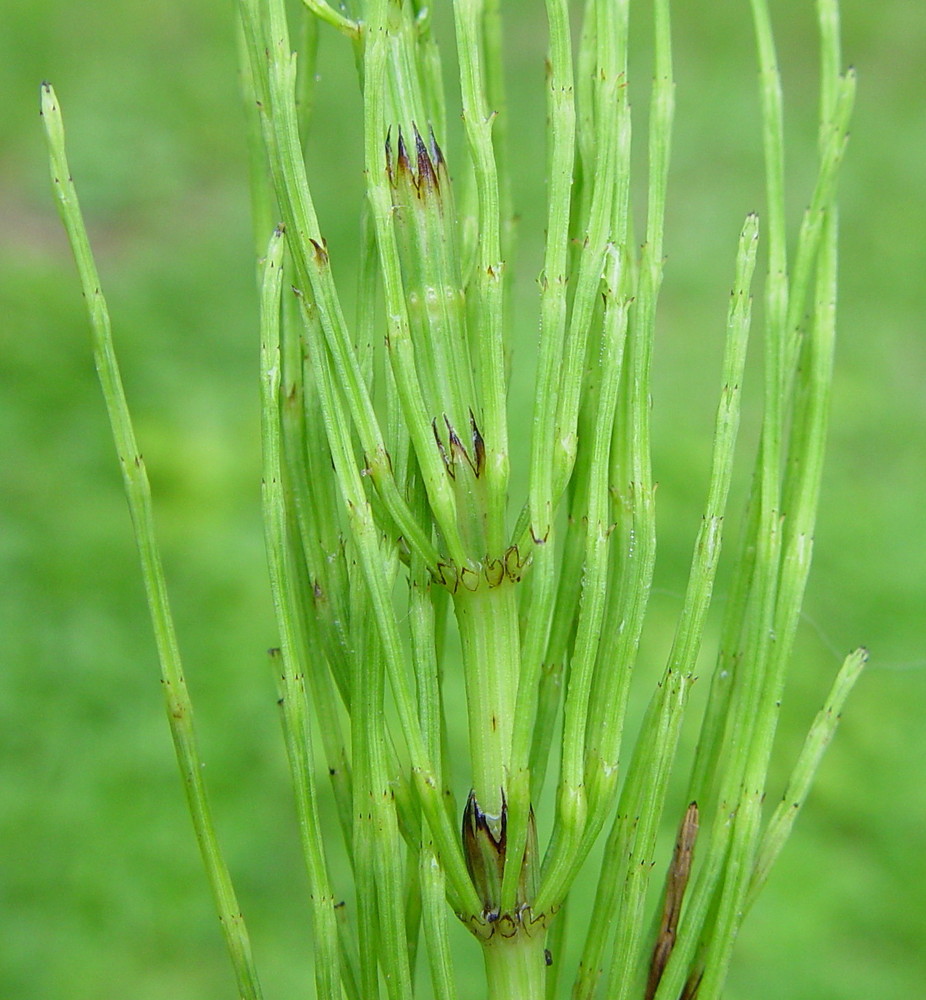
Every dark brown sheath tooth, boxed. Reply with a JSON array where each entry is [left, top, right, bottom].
[[413, 122, 438, 194], [432, 418, 454, 477], [428, 123, 445, 169], [462, 790, 507, 914], [308, 237, 328, 266], [445, 415, 465, 458], [470, 410, 486, 477], [384, 126, 393, 181], [396, 126, 412, 178]]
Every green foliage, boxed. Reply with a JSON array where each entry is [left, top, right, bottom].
[[42, 0, 863, 996], [9, 1, 926, 1000]]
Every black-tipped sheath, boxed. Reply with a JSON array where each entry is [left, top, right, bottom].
[[413, 122, 439, 195], [432, 418, 454, 478], [445, 414, 482, 478], [445, 415, 468, 469], [428, 124, 445, 169], [470, 410, 486, 478], [396, 127, 412, 180], [308, 237, 328, 266], [462, 789, 507, 915]]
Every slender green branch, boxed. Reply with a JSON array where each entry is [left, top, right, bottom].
[[746, 646, 867, 909], [241, 0, 448, 570], [260, 228, 342, 999], [41, 83, 264, 1000], [510, 0, 577, 809], [298, 0, 360, 39], [451, 0, 509, 546]]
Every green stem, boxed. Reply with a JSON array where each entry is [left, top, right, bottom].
[[454, 580, 520, 823], [482, 930, 548, 1000], [41, 82, 263, 1000]]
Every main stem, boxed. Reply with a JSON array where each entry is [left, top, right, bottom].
[[454, 577, 520, 823], [482, 928, 549, 1000]]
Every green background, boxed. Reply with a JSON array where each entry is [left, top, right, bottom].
[[2, 1, 924, 997]]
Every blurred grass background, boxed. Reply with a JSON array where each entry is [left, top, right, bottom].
[[2, 1, 924, 997]]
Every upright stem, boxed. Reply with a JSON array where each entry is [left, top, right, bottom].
[[455, 579, 521, 823], [42, 83, 264, 1000], [482, 930, 548, 1000]]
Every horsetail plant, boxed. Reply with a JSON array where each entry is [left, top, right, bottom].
[[42, 0, 865, 997]]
